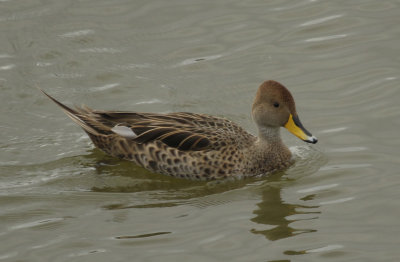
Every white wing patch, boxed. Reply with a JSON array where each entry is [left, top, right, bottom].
[[111, 125, 137, 139]]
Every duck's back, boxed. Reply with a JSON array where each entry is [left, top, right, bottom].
[[81, 110, 257, 179]]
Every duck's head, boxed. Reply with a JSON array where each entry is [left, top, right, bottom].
[[252, 80, 317, 144]]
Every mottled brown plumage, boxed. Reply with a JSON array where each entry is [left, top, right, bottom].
[[39, 80, 317, 180]]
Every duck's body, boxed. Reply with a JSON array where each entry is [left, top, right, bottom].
[[85, 112, 291, 180], [40, 80, 317, 180]]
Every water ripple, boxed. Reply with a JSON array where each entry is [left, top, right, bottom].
[[114, 232, 171, 239], [175, 54, 223, 67], [320, 197, 354, 205], [327, 147, 368, 153], [298, 183, 339, 193], [0, 54, 13, 59], [89, 83, 119, 92], [0, 64, 16, 70], [135, 99, 163, 105], [79, 47, 122, 54], [60, 29, 95, 38], [320, 127, 348, 133], [299, 14, 344, 27], [320, 163, 372, 171], [68, 249, 107, 257], [11, 217, 64, 230], [307, 244, 344, 253], [304, 34, 348, 42]]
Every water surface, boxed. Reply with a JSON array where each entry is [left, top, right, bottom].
[[1, 0, 400, 261]]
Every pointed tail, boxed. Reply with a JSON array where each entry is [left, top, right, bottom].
[[38, 88, 101, 135]]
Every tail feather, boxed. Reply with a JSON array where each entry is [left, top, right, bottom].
[[38, 88, 100, 135]]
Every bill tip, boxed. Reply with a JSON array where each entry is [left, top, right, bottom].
[[305, 135, 318, 144]]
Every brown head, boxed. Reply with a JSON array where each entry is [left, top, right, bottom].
[[252, 80, 317, 144]]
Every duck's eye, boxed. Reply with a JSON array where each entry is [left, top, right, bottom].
[[273, 102, 280, 108]]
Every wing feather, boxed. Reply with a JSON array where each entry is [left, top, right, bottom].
[[40, 89, 254, 152]]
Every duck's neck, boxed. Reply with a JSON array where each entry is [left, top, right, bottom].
[[257, 126, 284, 146], [255, 126, 293, 168]]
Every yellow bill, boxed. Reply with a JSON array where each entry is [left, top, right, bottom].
[[284, 114, 318, 144]]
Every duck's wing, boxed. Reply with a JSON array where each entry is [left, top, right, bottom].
[[40, 89, 256, 152], [87, 110, 256, 151]]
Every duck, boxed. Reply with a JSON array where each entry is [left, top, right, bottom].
[[39, 80, 317, 180]]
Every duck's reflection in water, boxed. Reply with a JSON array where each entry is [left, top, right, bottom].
[[84, 149, 320, 241], [250, 175, 319, 241]]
